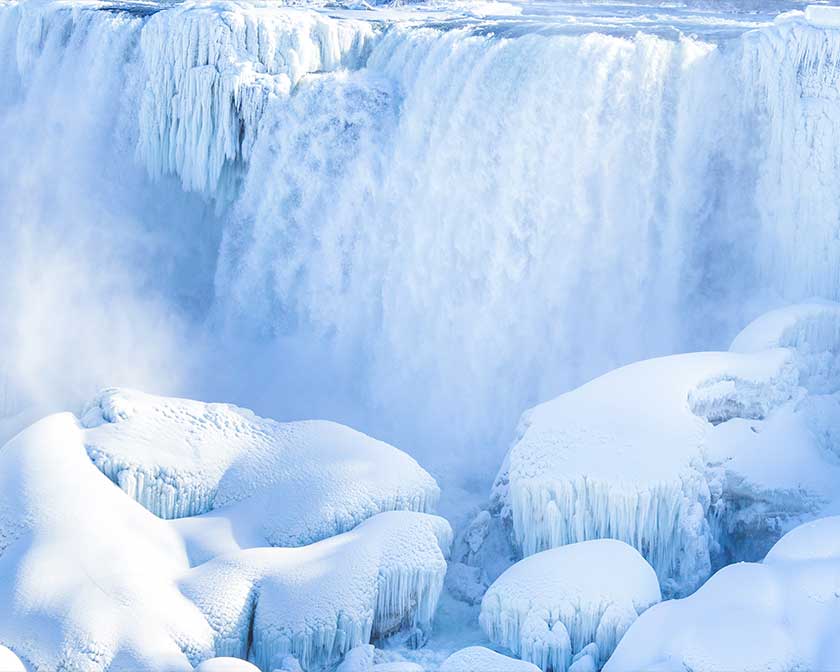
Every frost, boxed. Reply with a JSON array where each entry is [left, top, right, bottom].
[[81, 388, 439, 549], [480, 540, 660, 672], [605, 516, 840, 672]]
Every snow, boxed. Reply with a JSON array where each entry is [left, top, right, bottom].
[[605, 516, 840, 672], [194, 658, 261, 672], [0, 410, 450, 672], [495, 302, 840, 596], [0, 646, 25, 672], [805, 5, 840, 28], [480, 540, 660, 672], [439, 647, 541, 672], [81, 388, 439, 547]]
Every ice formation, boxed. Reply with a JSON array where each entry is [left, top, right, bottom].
[[439, 646, 541, 672], [0, 411, 450, 672], [605, 516, 840, 672], [494, 301, 840, 595], [81, 388, 438, 546], [480, 540, 660, 672]]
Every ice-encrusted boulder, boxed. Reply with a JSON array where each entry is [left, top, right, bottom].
[[480, 540, 660, 672], [604, 516, 840, 672], [493, 302, 840, 596], [194, 658, 261, 672], [0, 645, 25, 672], [81, 388, 438, 545], [0, 412, 450, 672], [439, 647, 540, 672]]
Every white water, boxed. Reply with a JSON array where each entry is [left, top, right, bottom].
[[1, 0, 838, 474]]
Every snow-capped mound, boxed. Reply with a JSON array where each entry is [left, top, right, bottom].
[[195, 658, 261, 672], [605, 516, 840, 672], [494, 348, 799, 595], [439, 646, 541, 672], [0, 413, 450, 672], [81, 388, 438, 546], [730, 301, 840, 393], [0, 645, 25, 672], [182, 511, 451, 671], [480, 540, 660, 672]]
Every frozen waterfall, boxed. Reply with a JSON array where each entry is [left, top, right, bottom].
[[1, 0, 839, 466]]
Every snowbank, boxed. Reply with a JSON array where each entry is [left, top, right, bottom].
[[494, 302, 840, 596], [605, 516, 840, 672], [82, 388, 438, 547], [0, 412, 450, 672], [805, 5, 840, 29], [195, 658, 261, 672], [480, 540, 660, 672], [439, 647, 541, 672]]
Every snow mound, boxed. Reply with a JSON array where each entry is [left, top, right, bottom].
[[805, 5, 840, 29], [730, 301, 840, 393], [605, 516, 840, 672], [82, 388, 438, 546], [195, 658, 261, 672], [480, 540, 660, 672], [0, 646, 25, 672], [495, 347, 799, 595], [0, 412, 450, 672], [439, 647, 541, 672]]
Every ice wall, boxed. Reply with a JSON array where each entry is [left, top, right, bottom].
[[3, 1, 840, 465]]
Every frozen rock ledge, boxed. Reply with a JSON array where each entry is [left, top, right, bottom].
[[480, 540, 660, 672]]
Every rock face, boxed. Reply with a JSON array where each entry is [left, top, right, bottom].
[[0, 404, 449, 672], [493, 302, 840, 597], [480, 540, 660, 672], [605, 516, 840, 672]]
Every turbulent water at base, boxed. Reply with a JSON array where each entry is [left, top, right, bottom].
[[1, 0, 838, 474]]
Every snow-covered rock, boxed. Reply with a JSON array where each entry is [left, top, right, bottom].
[[480, 540, 660, 672], [605, 516, 840, 672], [495, 303, 840, 596], [82, 388, 439, 546], [0, 412, 450, 672], [439, 647, 540, 672], [0, 645, 25, 672], [194, 658, 261, 672]]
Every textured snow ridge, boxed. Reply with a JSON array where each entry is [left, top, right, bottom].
[[81, 388, 439, 545], [730, 301, 840, 393], [605, 516, 840, 672], [0, 413, 450, 672], [496, 347, 800, 596], [439, 646, 541, 672], [137, 1, 375, 196], [182, 512, 451, 672], [480, 540, 660, 672]]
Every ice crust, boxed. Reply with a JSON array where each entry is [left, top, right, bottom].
[[495, 302, 840, 596], [439, 646, 541, 672], [605, 516, 840, 672], [0, 412, 450, 672], [480, 540, 660, 672], [81, 388, 439, 548]]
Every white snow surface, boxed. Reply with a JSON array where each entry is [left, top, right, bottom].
[[0, 412, 450, 672], [81, 388, 439, 546], [480, 540, 660, 672], [495, 302, 840, 596], [439, 646, 541, 672], [605, 516, 840, 672], [195, 658, 261, 672], [0, 646, 25, 672]]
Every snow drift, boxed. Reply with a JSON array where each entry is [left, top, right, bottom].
[[439, 647, 541, 672], [605, 516, 840, 672], [0, 409, 449, 672]]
